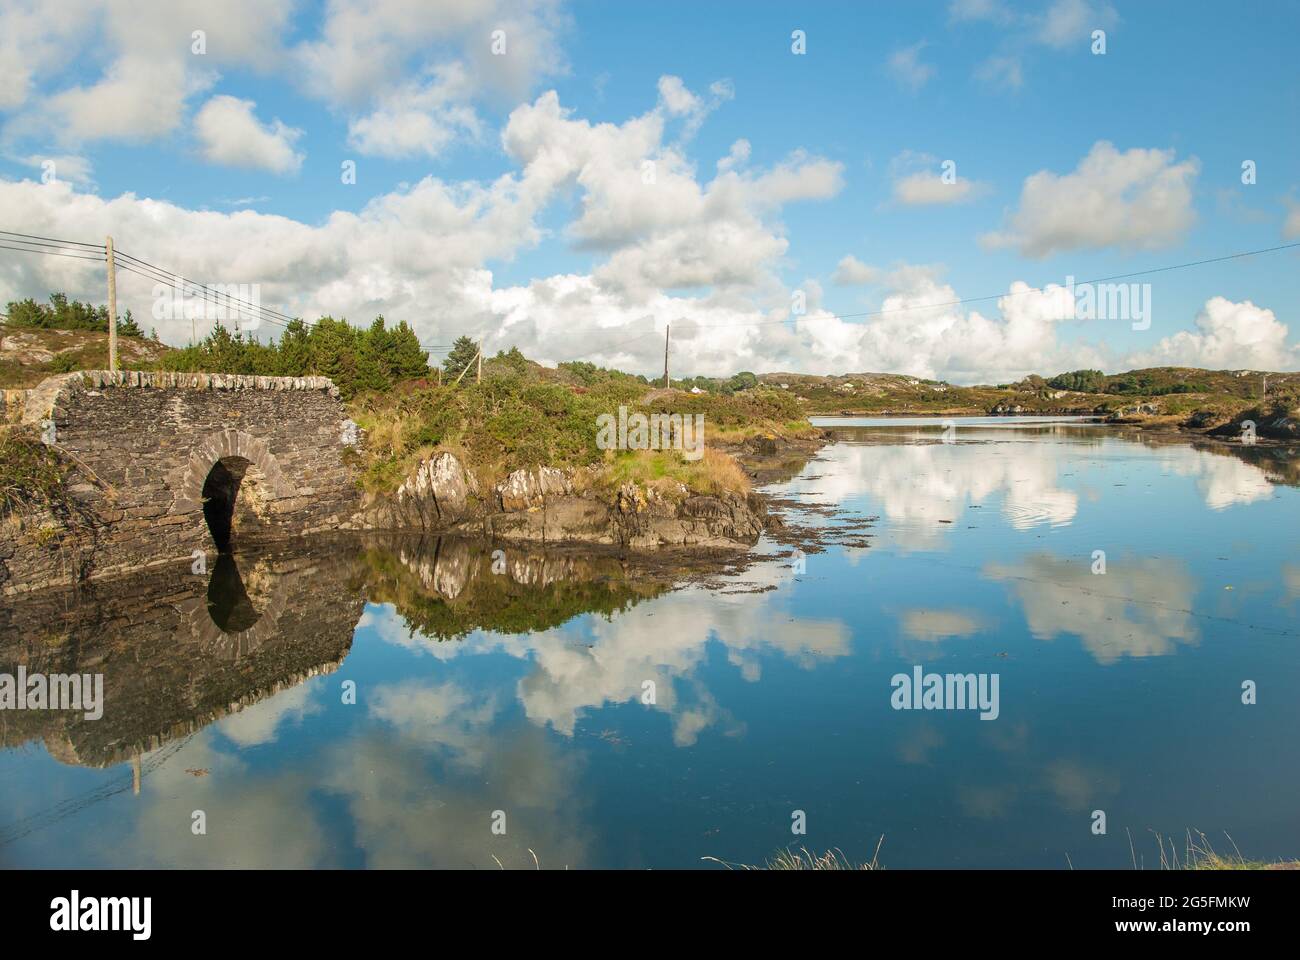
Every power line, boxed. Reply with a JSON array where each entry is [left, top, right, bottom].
[[113, 250, 300, 325], [0, 242, 106, 262], [112, 250, 447, 354], [0, 236, 105, 255], [0, 229, 105, 250], [690, 240, 1300, 330], [115, 261, 277, 328]]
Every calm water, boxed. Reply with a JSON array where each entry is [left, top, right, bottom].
[[2, 420, 1298, 869]]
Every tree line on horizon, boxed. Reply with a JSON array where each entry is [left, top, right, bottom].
[[5, 293, 146, 338], [3, 291, 431, 399], [161, 316, 430, 398]]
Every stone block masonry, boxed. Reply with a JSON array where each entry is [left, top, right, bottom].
[[2, 371, 362, 594]]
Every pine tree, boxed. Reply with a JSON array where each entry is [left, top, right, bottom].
[[443, 335, 479, 380], [116, 309, 143, 338], [388, 320, 430, 379], [276, 318, 312, 376]]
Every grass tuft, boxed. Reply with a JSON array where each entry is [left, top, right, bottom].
[[704, 838, 884, 871], [1146, 829, 1300, 871]]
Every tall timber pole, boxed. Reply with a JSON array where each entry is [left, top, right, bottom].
[[663, 323, 670, 389], [106, 235, 119, 374]]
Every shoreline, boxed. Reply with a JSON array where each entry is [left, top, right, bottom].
[[811, 411, 1300, 447]]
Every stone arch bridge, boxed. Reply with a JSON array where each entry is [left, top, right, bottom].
[[12, 371, 361, 587]]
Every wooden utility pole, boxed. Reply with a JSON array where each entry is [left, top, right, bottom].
[[105, 235, 118, 374], [453, 345, 480, 386], [663, 324, 670, 389], [476, 341, 482, 384]]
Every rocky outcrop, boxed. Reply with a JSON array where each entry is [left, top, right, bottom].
[[497, 465, 571, 510], [1209, 408, 1300, 440], [1185, 410, 1225, 429], [367, 451, 481, 529], [359, 452, 768, 551]]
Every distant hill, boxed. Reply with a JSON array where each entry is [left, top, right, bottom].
[[753, 366, 1300, 428], [0, 324, 174, 389]]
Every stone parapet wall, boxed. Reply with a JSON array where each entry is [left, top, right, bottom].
[[2, 372, 362, 594]]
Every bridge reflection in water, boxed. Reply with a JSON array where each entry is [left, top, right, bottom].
[[0, 535, 694, 864], [0, 535, 677, 771]]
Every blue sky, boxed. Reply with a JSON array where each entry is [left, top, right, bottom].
[[0, 0, 1297, 381]]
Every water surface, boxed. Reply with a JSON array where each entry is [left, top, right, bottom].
[[2, 419, 1298, 868]]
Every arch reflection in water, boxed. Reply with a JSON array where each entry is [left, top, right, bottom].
[[207, 553, 261, 633]]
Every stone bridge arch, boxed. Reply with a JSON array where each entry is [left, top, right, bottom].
[[184, 428, 295, 551], [12, 370, 362, 584]]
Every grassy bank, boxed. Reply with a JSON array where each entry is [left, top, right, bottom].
[[348, 354, 813, 498], [0, 324, 171, 389]]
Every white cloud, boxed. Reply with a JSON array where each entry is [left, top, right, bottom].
[[12, 153, 94, 186], [746, 150, 843, 207], [657, 75, 700, 116], [833, 255, 881, 286], [951, 0, 1116, 89], [887, 42, 935, 92], [219, 683, 320, 746], [975, 54, 1023, 90], [0, 1, 94, 111], [982, 141, 1198, 257], [1128, 297, 1297, 372], [901, 609, 985, 642], [717, 138, 751, 173], [47, 58, 203, 143], [1036, 0, 1117, 49], [893, 170, 984, 205], [947, 0, 1014, 23], [6, 0, 295, 144], [346, 64, 483, 159], [193, 95, 304, 174], [988, 553, 1196, 664], [889, 151, 987, 206], [0, 0, 545, 160], [293, 0, 566, 158], [501, 83, 840, 300], [655, 75, 734, 141]]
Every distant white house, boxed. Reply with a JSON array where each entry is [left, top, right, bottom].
[[689, 386, 704, 394]]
